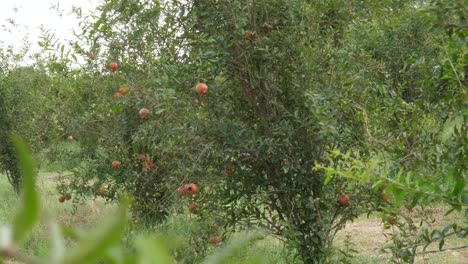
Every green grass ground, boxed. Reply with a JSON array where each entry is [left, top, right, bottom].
[[333, 208, 467, 263], [0, 171, 466, 263]]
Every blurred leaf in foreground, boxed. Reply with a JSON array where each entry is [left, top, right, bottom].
[[11, 134, 40, 243], [57, 199, 128, 264]]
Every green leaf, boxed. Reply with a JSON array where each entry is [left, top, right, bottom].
[[60, 225, 82, 240], [444, 170, 454, 190], [155, 108, 166, 115], [408, 195, 420, 209], [324, 169, 336, 185], [111, 105, 121, 112], [444, 208, 455, 216], [371, 179, 385, 191], [405, 171, 413, 186], [439, 237, 445, 251], [135, 236, 172, 264], [10, 135, 40, 243], [58, 203, 128, 264], [453, 178, 465, 202], [202, 231, 266, 264], [49, 222, 65, 263], [440, 115, 464, 143], [392, 187, 406, 208], [103, 245, 129, 264]]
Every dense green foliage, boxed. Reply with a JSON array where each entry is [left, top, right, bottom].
[[0, 0, 466, 263], [0, 84, 21, 193]]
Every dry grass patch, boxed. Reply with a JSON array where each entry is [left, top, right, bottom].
[[334, 207, 467, 263]]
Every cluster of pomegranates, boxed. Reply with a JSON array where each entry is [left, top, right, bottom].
[[58, 193, 72, 203], [176, 183, 199, 197], [88, 52, 118, 72], [176, 182, 220, 245], [113, 87, 128, 99], [65, 56, 219, 244]]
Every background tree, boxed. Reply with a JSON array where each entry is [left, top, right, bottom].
[[0, 0, 465, 262], [0, 85, 22, 193], [182, 0, 392, 262]]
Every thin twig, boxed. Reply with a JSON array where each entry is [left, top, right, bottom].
[[447, 58, 463, 88], [423, 244, 468, 254]]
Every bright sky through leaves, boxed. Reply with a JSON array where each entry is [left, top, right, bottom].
[[0, 0, 96, 57]]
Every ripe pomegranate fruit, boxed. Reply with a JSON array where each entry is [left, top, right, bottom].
[[188, 202, 199, 213], [196, 83, 208, 95], [58, 196, 66, 203], [97, 186, 106, 195], [186, 183, 199, 195], [210, 236, 222, 246], [193, 98, 200, 106], [112, 160, 121, 169], [338, 194, 349, 207], [118, 87, 128, 95], [138, 154, 147, 162], [110, 61, 118, 71], [176, 185, 189, 197], [139, 108, 150, 119], [67, 135, 74, 142]]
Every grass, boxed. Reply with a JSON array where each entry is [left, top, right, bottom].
[[0, 171, 466, 263], [333, 208, 467, 263], [0, 170, 111, 261]]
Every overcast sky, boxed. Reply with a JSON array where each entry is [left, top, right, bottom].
[[0, 0, 97, 58]]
